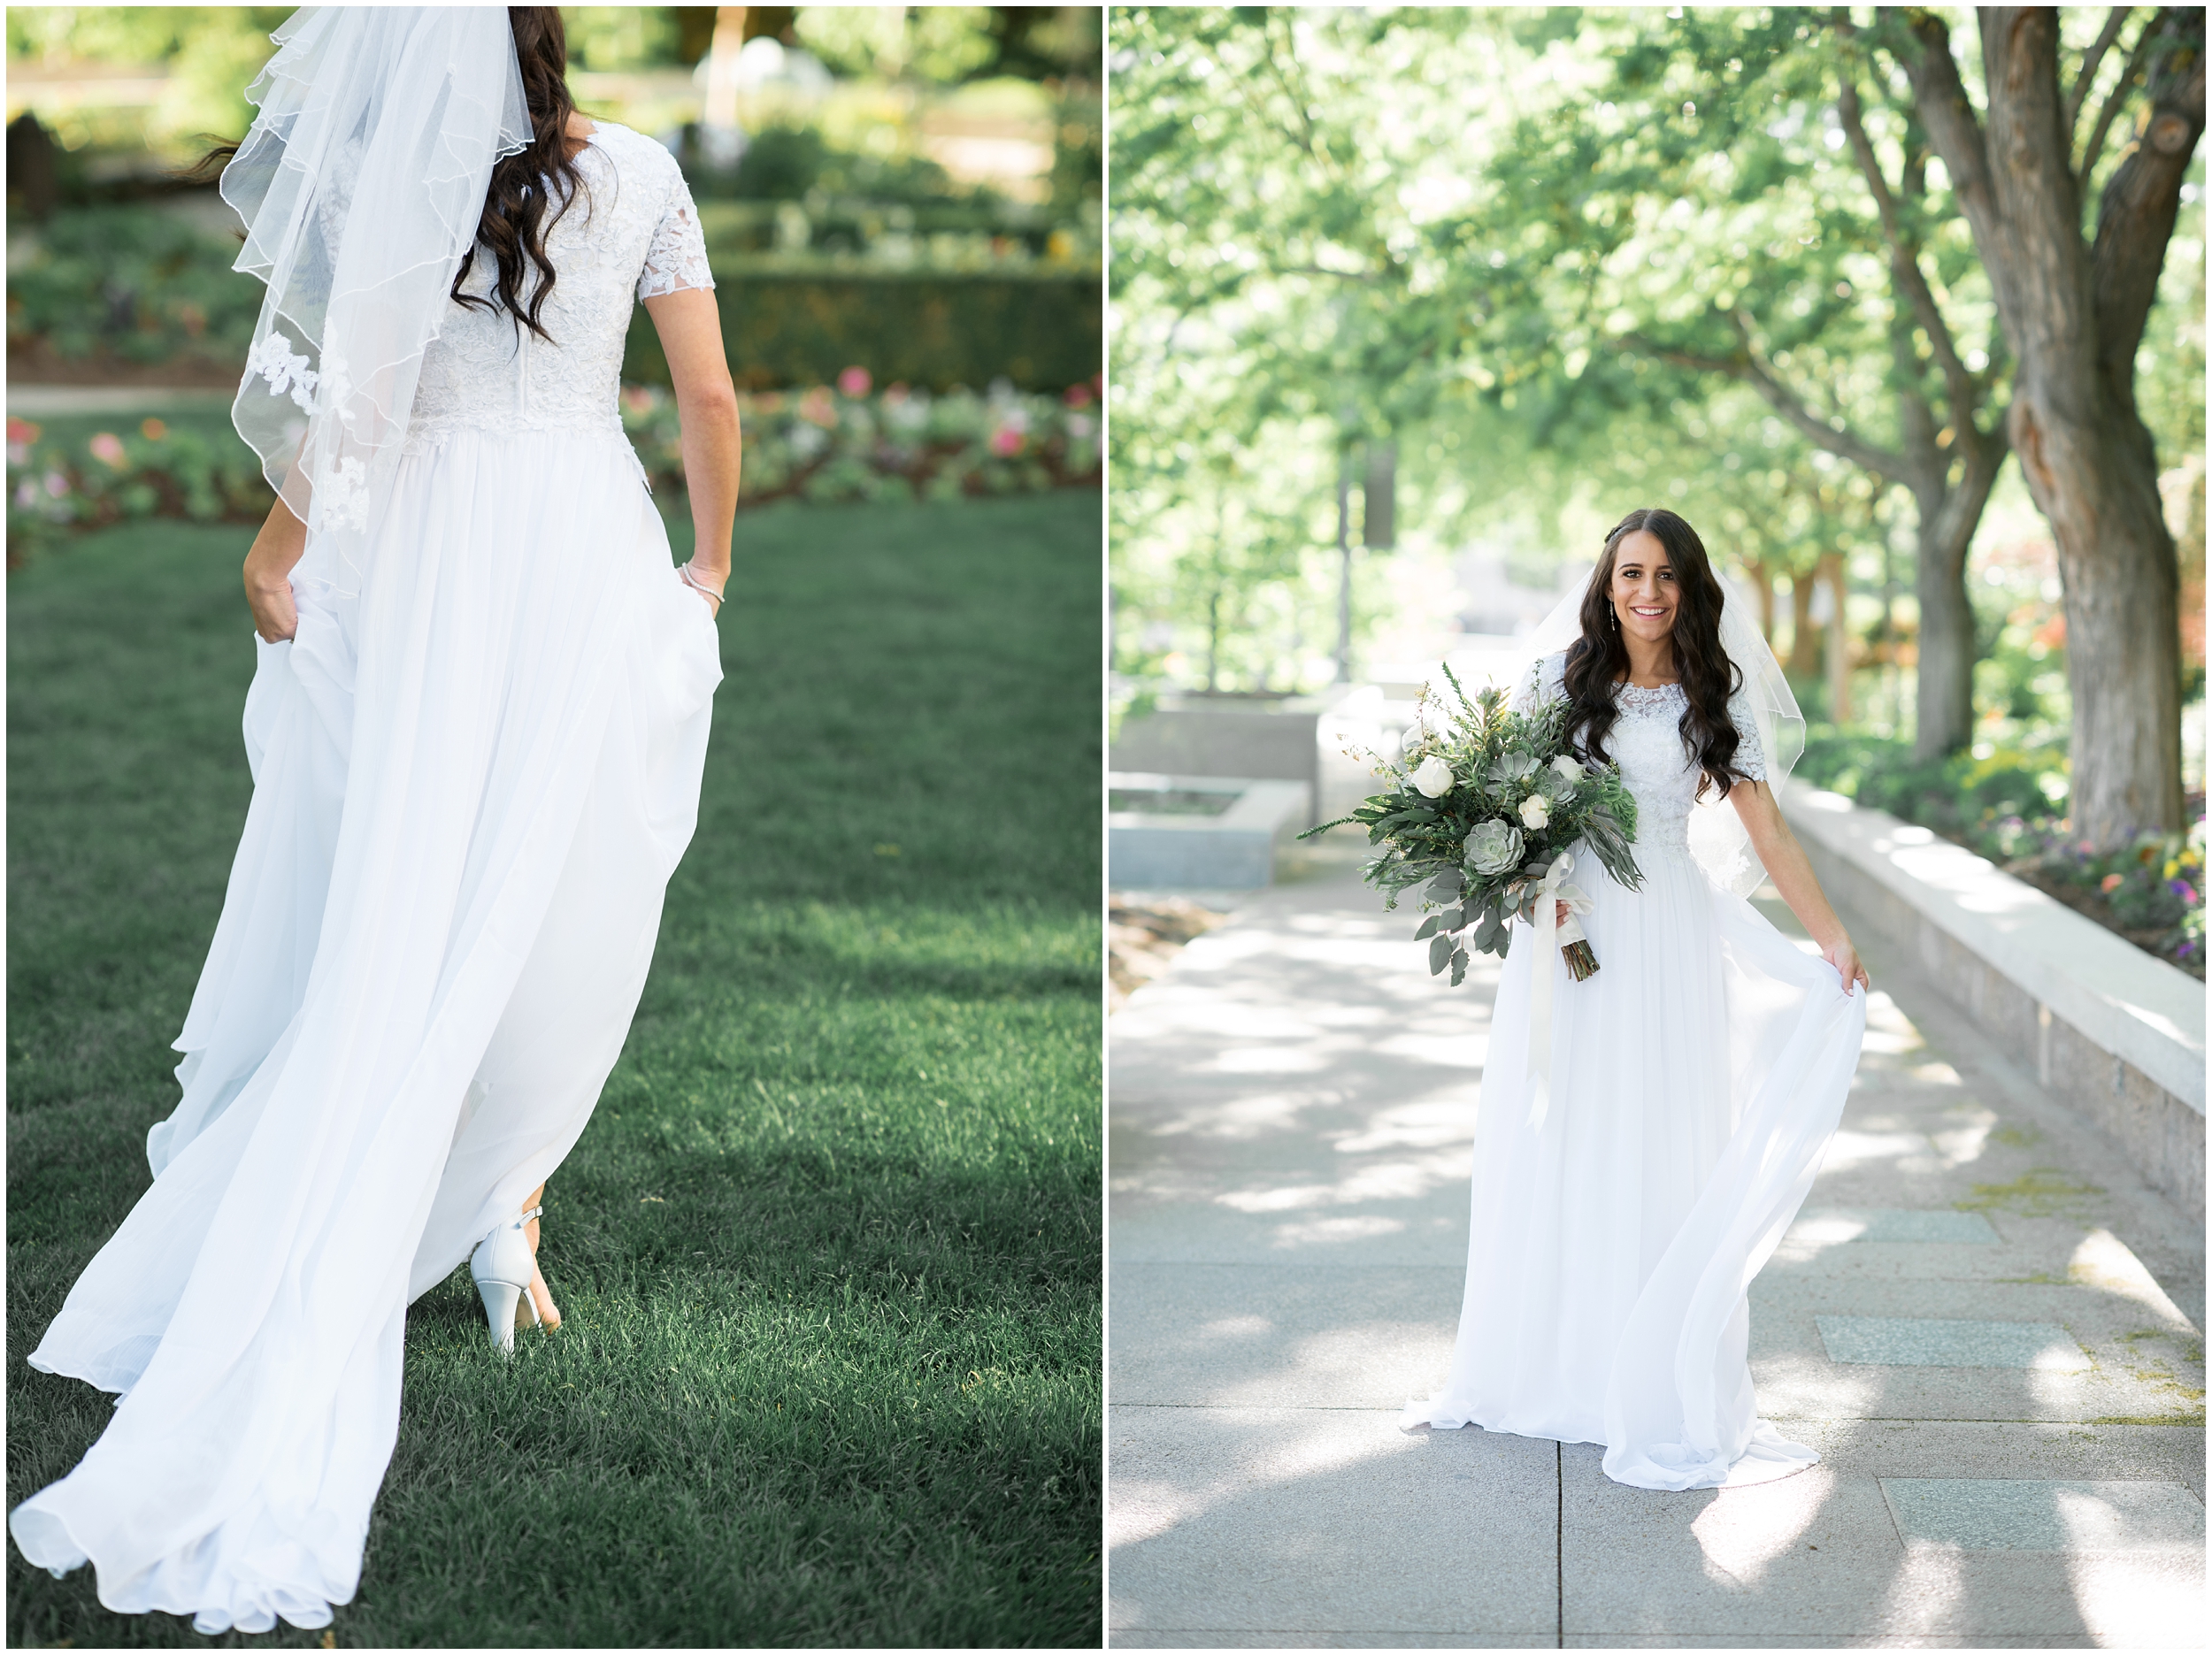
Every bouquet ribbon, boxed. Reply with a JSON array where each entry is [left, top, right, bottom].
[[1525, 851, 1594, 1130]]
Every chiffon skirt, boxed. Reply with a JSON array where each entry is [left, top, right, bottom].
[[1402, 835, 1866, 1490], [10, 428, 722, 1630]]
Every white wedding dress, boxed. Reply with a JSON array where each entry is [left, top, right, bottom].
[[12, 123, 723, 1631], [1402, 653, 1867, 1490]]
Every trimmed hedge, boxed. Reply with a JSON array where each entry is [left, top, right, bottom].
[[623, 269, 1101, 394]]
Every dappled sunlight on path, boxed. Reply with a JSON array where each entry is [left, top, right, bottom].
[[1109, 858, 2205, 1647]]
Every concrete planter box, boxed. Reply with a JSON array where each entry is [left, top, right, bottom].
[[1109, 693, 1345, 830], [1109, 773, 1313, 891], [1783, 784, 2206, 1223]]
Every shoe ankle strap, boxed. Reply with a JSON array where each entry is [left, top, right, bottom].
[[518, 1206, 543, 1224]]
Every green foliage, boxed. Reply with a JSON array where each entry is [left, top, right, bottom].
[[6, 494, 1102, 1646], [621, 269, 1101, 393], [4, 7, 288, 153], [794, 7, 1100, 88], [1796, 732, 2068, 834], [686, 120, 1035, 213], [6, 206, 263, 367], [1308, 676, 1643, 985], [564, 5, 685, 72]]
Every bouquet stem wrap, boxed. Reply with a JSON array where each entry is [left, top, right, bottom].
[[1526, 852, 1594, 1130]]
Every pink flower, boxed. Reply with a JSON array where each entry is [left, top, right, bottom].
[[837, 365, 872, 397], [1064, 382, 1094, 409], [88, 432, 127, 469], [989, 426, 1023, 457], [2100, 872, 2124, 893], [139, 418, 167, 441], [2171, 880, 2198, 904], [7, 416, 40, 445], [43, 471, 68, 498]]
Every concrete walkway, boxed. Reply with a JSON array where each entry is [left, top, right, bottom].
[[1107, 848, 2206, 1648]]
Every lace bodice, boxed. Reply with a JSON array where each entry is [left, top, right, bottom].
[[405, 123, 712, 456], [1516, 654, 1764, 853]]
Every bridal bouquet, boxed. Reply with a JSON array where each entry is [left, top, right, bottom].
[[1302, 667, 1644, 987]]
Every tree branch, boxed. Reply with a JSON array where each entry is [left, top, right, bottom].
[[1832, 37, 1981, 426], [1618, 318, 1910, 485], [2066, 6, 2135, 138], [2078, 11, 2161, 186], [1886, 8, 2017, 319], [2091, 6, 2207, 383]]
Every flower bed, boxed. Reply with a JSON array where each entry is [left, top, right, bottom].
[[6, 376, 1101, 565], [7, 413, 271, 563], [619, 372, 1100, 505], [1796, 732, 2206, 977]]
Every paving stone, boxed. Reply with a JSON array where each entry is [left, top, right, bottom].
[[1110, 1263, 1458, 1408], [1560, 1422, 2206, 1644], [1878, 1477, 2205, 1551], [1108, 1405, 1557, 1637], [1816, 1315, 2092, 1370], [1855, 1209, 2002, 1243]]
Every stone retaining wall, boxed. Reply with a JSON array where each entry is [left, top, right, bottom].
[[1783, 786, 2205, 1225]]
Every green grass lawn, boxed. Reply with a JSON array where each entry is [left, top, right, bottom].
[[6, 493, 1102, 1648]]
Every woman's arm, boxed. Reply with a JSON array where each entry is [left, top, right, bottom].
[[243, 495, 309, 642], [641, 287, 741, 606], [1729, 778, 1871, 994]]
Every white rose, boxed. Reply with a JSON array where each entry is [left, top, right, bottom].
[[1411, 755, 1455, 798], [1550, 754, 1583, 783], [1518, 793, 1551, 830]]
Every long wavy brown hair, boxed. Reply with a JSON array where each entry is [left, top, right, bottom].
[[1560, 508, 1748, 801], [192, 10, 588, 340], [450, 6, 588, 342]]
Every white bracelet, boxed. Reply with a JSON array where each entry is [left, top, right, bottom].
[[680, 561, 725, 609]]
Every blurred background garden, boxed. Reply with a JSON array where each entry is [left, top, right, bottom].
[[1109, 5, 2206, 977], [6, 3, 1102, 548], [8, 8, 1102, 1645]]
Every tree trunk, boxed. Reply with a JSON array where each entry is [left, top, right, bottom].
[[1786, 570, 1821, 680], [2015, 396, 2185, 839], [1913, 495, 1978, 761], [1821, 552, 1851, 724], [1897, 5, 2201, 839], [1749, 562, 1777, 646]]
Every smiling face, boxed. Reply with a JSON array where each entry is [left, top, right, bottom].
[[1607, 529, 1679, 647]]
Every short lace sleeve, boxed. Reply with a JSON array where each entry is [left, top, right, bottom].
[[1728, 693, 1769, 782], [637, 173, 713, 302]]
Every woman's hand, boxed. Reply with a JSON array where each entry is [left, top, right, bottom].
[[1821, 934, 1871, 997], [245, 557, 299, 641], [1555, 899, 1571, 927], [680, 559, 724, 617], [242, 497, 309, 642]]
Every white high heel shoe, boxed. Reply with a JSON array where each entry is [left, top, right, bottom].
[[470, 1204, 544, 1352]]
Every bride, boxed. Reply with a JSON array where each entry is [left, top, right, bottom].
[[11, 8, 734, 1632], [1403, 507, 1869, 1490]]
